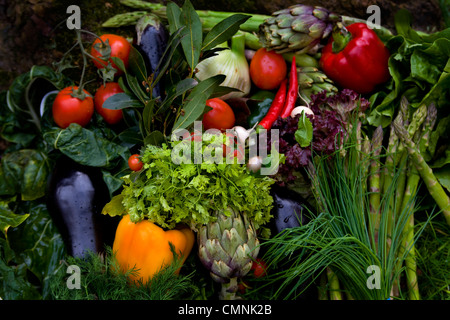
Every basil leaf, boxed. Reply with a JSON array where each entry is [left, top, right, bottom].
[[295, 114, 313, 148]]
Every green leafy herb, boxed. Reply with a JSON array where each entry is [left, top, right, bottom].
[[294, 112, 313, 148], [108, 137, 274, 233], [49, 246, 198, 300]]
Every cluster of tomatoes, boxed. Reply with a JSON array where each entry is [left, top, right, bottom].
[[51, 34, 141, 170], [52, 34, 131, 129]]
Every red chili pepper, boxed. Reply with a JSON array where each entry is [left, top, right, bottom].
[[280, 56, 298, 118], [320, 23, 390, 94], [258, 79, 287, 130]]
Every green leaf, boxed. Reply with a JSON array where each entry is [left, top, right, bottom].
[[295, 113, 313, 147], [117, 126, 143, 147], [202, 14, 251, 51], [434, 164, 450, 193], [0, 204, 29, 236], [103, 92, 143, 110], [128, 44, 148, 85], [144, 130, 165, 146], [6, 202, 65, 299], [158, 78, 198, 114], [101, 194, 126, 217], [172, 75, 225, 131], [125, 73, 150, 104], [153, 27, 185, 85], [0, 149, 50, 200], [166, 1, 182, 34], [6, 65, 71, 132], [43, 123, 129, 167], [179, 0, 202, 70], [111, 56, 126, 73], [394, 9, 422, 43], [428, 115, 450, 161], [142, 99, 156, 134], [102, 170, 126, 196], [208, 85, 241, 99]]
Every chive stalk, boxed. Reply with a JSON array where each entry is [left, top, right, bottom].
[[368, 125, 383, 247]]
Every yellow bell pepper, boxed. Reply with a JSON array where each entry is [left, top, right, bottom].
[[113, 214, 195, 283]]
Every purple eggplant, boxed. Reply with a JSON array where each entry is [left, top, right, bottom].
[[135, 14, 168, 100], [269, 185, 312, 234], [46, 156, 117, 258]]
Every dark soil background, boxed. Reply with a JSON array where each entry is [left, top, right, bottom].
[[0, 0, 446, 92]]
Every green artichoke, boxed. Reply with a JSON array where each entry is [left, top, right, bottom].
[[258, 4, 341, 55], [298, 66, 338, 103], [198, 208, 260, 300]]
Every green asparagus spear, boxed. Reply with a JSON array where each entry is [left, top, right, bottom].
[[400, 103, 438, 300], [393, 120, 450, 226]]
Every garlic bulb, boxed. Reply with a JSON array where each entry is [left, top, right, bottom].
[[196, 33, 251, 100], [247, 156, 263, 173], [232, 126, 251, 145]]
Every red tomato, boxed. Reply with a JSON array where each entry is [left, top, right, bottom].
[[128, 154, 143, 171], [250, 48, 287, 90], [251, 258, 268, 278], [52, 86, 94, 129], [202, 98, 235, 131], [94, 82, 124, 125], [90, 34, 131, 75]]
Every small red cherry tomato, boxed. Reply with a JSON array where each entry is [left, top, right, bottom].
[[128, 154, 143, 171], [251, 258, 268, 278]]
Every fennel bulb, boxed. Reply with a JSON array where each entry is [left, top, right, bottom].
[[196, 33, 251, 100]]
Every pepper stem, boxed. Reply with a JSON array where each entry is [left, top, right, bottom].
[[331, 22, 352, 54]]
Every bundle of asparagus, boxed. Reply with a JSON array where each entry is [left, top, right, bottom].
[[366, 97, 449, 299]]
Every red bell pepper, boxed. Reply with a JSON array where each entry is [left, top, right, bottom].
[[320, 23, 390, 94]]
